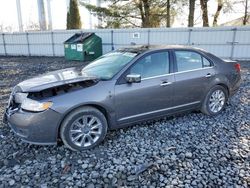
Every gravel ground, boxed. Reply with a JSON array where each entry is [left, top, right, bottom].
[[0, 56, 249, 188]]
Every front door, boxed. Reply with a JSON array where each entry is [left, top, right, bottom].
[[114, 51, 174, 125]]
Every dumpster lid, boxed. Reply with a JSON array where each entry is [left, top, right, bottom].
[[64, 32, 94, 43]]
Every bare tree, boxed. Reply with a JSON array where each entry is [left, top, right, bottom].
[[188, 0, 196, 27], [166, 0, 171, 27], [4, 25, 14, 32], [0, 24, 14, 32], [200, 0, 209, 26], [213, 0, 223, 26], [137, 0, 150, 28], [26, 21, 40, 31], [243, 0, 249, 25]]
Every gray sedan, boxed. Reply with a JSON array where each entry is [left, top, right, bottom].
[[4, 45, 241, 151]]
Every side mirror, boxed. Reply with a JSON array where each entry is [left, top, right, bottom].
[[126, 74, 141, 83]]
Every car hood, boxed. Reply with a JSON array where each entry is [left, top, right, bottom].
[[17, 67, 99, 92]]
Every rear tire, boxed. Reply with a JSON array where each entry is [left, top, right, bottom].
[[201, 85, 228, 116], [60, 106, 108, 151]]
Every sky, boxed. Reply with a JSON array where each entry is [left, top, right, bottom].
[[0, 0, 246, 32]]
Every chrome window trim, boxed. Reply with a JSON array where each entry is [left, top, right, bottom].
[[141, 66, 214, 81], [141, 74, 172, 81], [174, 66, 214, 74]]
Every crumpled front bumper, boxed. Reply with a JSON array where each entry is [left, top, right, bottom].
[[4, 107, 62, 145]]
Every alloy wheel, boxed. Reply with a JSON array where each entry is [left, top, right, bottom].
[[69, 115, 103, 147], [208, 89, 225, 113]]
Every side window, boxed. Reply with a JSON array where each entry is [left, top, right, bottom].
[[203, 57, 211, 67], [130, 52, 169, 79], [175, 51, 203, 72], [175, 51, 212, 72]]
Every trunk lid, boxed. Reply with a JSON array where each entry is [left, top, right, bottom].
[[222, 59, 241, 73]]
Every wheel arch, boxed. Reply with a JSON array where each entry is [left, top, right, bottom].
[[215, 83, 229, 96], [201, 83, 229, 115], [210, 74, 230, 96], [56, 103, 113, 140], [201, 81, 230, 106]]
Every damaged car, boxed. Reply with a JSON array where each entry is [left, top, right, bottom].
[[3, 45, 241, 151]]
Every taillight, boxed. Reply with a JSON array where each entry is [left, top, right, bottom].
[[234, 63, 241, 72]]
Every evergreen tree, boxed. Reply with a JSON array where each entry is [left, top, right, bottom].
[[67, 0, 82, 29]]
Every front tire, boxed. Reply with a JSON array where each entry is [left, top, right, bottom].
[[60, 106, 108, 151], [201, 85, 228, 116]]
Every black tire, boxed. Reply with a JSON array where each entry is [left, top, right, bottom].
[[201, 85, 228, 116], [60, 106, 108, 151]]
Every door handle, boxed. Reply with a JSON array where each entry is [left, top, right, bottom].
[[205, 73, 212, 78], [160, 81, 172, 86]]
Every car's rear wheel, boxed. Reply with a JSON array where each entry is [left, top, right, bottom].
[[60, 106, 108, 151], [201, 85, 228, 116]]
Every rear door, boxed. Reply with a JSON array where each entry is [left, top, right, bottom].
[[114, 51, 174, 125], [173, 50, 215, 108]]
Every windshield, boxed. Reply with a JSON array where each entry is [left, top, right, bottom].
[[81, 51, 137, 80]]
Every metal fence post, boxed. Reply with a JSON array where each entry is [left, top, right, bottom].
[[111, 30, 114, 50], [188, 28, 192, 45], [147, 29, 150, 45], [26, 32, 30, 56], [51, 31, 55, 56], [2, 33, 7, 56], [230, 28, 237, 60]]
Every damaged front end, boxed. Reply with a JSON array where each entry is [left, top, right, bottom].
[[6, 67, 99, 113], [3, 73, 100, 144], [5, 79, 99, 114], [3, 86, 22, 124], [27, 79, 98, 100]]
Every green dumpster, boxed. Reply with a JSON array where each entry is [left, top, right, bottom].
[[64, 32, 102, 61]]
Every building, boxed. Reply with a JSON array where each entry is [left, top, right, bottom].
[[220, 16, 250, 26]]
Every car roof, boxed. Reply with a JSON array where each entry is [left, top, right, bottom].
[[116, 45, 205, 54]]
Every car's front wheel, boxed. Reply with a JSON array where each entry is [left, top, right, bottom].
[[201, 85, 228, 116], [60, 106, 108, 151]]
